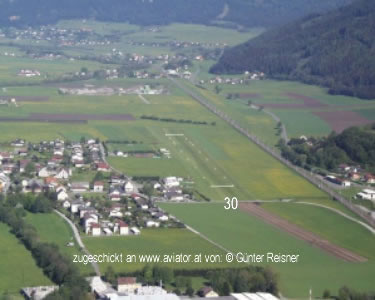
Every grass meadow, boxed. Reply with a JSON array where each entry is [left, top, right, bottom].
[[83, 228, 232, 273], [25, 213, 93, 274], [159, 203, 375, 298], [0, 223, 51, 293]]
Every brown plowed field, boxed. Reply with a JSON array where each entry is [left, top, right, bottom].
[[313, 111, 373, 133], [255, 93, 327, 109], [239, 203, 367, 263]]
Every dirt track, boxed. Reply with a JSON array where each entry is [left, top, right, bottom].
[[239, 203, 367, 263]]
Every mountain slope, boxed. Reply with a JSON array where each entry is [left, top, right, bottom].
[[0, 0, 351, 28], [211, 0, 375, 100]]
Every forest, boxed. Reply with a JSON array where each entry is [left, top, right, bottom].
[[0, 0, 351, 29], [211, 0, 375, 99]]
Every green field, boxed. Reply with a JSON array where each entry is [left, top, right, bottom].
[[0, 223, 51, 293], [25, 212, 93, 274], [192, 78, 375, 139], [83, 228, 232, 273], [159, 203, 375, 298]]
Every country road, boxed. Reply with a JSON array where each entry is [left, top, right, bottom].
[[54, 209, 101, 276], [167, 76, 375, 228]]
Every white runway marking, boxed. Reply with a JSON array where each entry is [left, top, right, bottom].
[[210, 185, 235, 188], [165, 133, 184, 136]]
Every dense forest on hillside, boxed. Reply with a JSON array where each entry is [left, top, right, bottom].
[[279, 126, 375, 172], [211, 0, 375, 99], [0, 0, 351, 28]]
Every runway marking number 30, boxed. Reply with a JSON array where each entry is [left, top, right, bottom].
[[224, 197, 238, 210]]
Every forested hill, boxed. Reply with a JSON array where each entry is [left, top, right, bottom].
[[0, 0, 351, 28], [211, 0, 375, 100]]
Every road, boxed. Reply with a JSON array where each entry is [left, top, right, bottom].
[[54, 209, 101, 276], [167, 77, 375, 228], [250, 104, 289, 142]]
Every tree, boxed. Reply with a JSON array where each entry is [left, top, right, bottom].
[[105, 266, 116, 285], [142, 265, 153, 284], [214, 85, 222, 94], [24, 162, 35, 176], [221, 281, 232, 296], [186, 286, 195, 297], [322, 289, 331, 299]]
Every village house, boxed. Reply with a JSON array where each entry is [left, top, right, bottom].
[[357, 189, 375, 201], [364, 174, 375, 184], [198, 287, 219, 298], [349, 172, 361, 181], [62, 200, 71, 209], [88, 223, 101, 236], [163, 176, 180, 188], [70, 200, 84, 213], [83, 213, 99, 233], [146, 220, 160, 228], [117, 277, 142, 294], [124, 181, 134, 193], [70, 182, 90, 193], [57, 190, 69, 201], [114, 220, 129, 235], [97, 162, 110, 172], [55, 168, 71, 180], [93, 181, 104, 193], [38, 167, 55, 178], [79, 206, 97, 218]]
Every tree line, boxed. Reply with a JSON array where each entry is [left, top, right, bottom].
[[278, 126, 375, 173], [141, 115, 216, 126], [0, 195, 90, 299]]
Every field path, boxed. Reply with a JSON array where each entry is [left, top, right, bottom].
[[54, 209, 101, 276], [239, 203, 368, 262], [138, 94, 150, 104], [185, 225, 231, 254]]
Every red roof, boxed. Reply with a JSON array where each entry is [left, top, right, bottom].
[[117, 220, 128, 227], [97, 162, 109, 169], [117, 277, 136, 285], [94, 181, 104, 186], [91, 223, 100, 228]]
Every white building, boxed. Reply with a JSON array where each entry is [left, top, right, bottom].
[[163, 177, 180, 188], [357, 189, 375, 201]]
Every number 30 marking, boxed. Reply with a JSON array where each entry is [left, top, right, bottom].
[[224, 197, 238, 210]]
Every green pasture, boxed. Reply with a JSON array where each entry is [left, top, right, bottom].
[[83, 228, 231, 273], [261, 202, 375, 259], [160, 203, 375, 298], [0, 223, 51, 293], [25, 213, 93, 274]]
